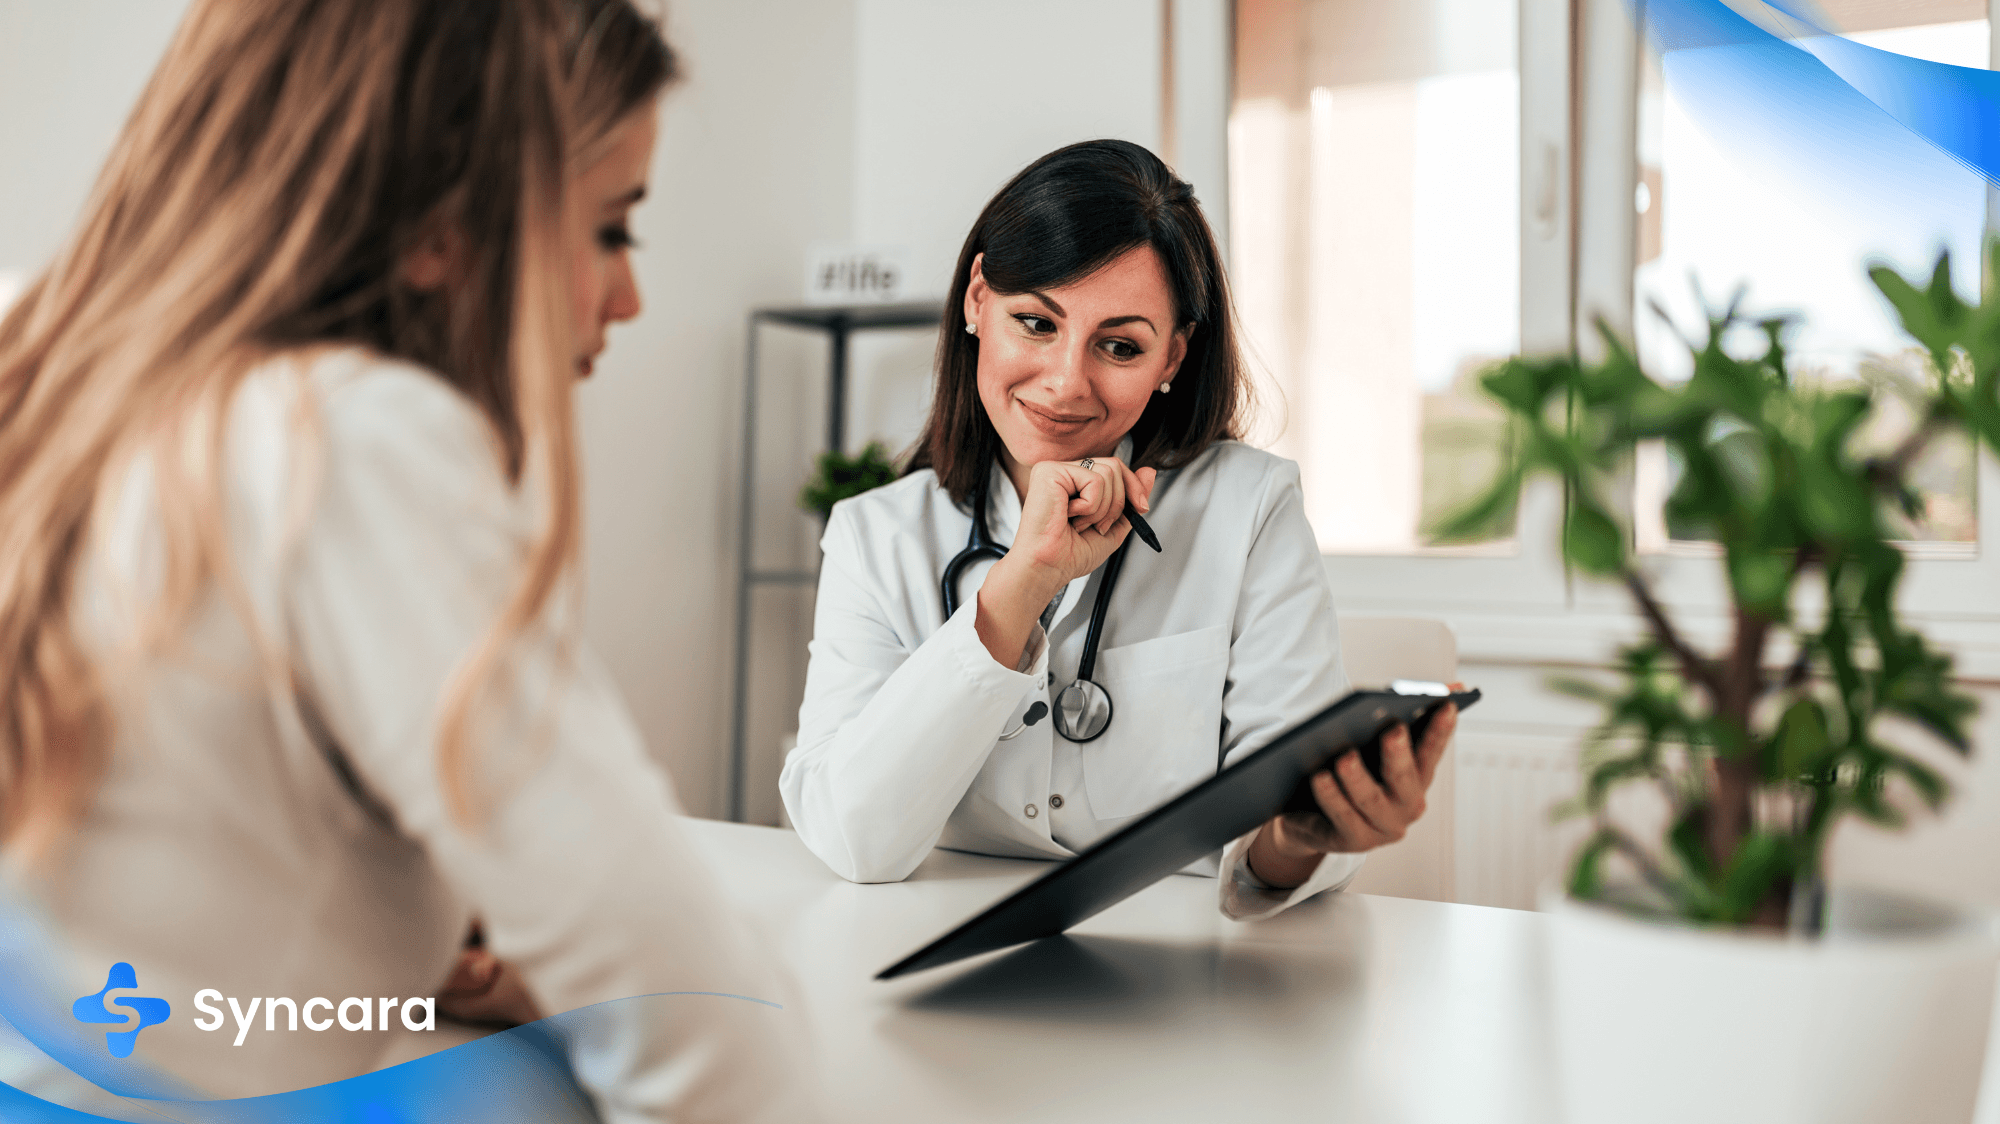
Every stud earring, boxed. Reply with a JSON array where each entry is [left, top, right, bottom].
[[965, 322, 977, 335], [1159, 381, 1172, 394]]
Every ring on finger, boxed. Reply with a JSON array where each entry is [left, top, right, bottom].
[[1078, 458, 1094, 471]]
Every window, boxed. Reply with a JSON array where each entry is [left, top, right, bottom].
[[1611, 0, 2000, 623], [1229, 0, 2000, 624], [1228, 0, 1573, 611], [1232, 0, 1522, 555], [1632, 2, 1989, 554]]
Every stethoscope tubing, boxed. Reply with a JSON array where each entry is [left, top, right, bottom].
[[940, 471, 1128, 743], [1074, 537, 1130, 684], [940, 469, 1009, 618]]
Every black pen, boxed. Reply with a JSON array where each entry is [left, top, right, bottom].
[[1125, 503, 1161, 552]]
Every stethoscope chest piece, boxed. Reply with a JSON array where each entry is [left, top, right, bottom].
[[1053, 678, 1113, 742]]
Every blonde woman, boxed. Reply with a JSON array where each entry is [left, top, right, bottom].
[[0, 1, 818, 1119]]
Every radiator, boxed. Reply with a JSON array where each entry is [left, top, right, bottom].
[[1453, 734, 1590, 911]]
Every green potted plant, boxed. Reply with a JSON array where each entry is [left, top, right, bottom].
[[799, 440, 898, 523], [1438, 249, 2000, 1124]]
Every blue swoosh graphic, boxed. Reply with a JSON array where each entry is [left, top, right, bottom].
[[0, 1079, 112, 1124], [2, 991, 785, 1123], [1760, 0, 2000, 178], [1639, 0, 2000, 188], [0, 891, 787, 1121]]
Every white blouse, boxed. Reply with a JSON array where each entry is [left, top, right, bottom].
[[8, 349, 820, 1121], [780, 439, 1364, 919]]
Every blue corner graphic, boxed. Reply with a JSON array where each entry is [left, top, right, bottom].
[[71, 964, 170, 1059]]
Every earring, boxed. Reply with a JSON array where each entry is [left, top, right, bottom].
[[965, 322, 977, 335], [1159, 381, 1172, 394]]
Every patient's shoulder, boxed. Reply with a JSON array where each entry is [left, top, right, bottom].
[[234, 346, 506, 481]]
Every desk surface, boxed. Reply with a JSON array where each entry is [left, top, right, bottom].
[[683, 819, 1560, 1123]]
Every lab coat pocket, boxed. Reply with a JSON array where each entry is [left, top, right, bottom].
[[1081, 624, 1230, 820]]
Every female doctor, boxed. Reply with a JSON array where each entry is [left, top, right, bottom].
[[780, 139, 1456, 919]]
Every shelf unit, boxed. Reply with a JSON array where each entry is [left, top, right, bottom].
[[728, 301, 944, 822]]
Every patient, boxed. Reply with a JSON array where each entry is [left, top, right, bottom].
[[0, 1, 819, 1118]]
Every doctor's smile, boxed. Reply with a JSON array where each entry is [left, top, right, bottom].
[[1015, 398, 1097, 437]]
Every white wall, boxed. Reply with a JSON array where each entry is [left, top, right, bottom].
[[852, 0, 1165, 297], [586, 0, 857, 818], [0, 1, 189, 277]]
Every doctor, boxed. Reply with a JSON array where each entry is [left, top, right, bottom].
[[780, 139, 1455, 919]]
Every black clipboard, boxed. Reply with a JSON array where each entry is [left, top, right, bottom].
[[876, 683, 1480, 980]]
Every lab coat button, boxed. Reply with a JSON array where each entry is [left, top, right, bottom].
[[1024, 803, 1038, 818], [1049, 794, 1064, 809]]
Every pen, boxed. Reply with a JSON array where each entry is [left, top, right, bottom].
[[1126, 503, 1161, 552]]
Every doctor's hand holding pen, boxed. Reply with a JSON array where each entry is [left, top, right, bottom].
[[973, 456, 1156, 669], [1245, 683, 1465, 889]]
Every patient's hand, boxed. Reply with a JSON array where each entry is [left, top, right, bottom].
[[437, 947, 544, 1028]]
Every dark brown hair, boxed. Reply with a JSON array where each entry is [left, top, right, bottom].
[[906, 138, 1250, 505]]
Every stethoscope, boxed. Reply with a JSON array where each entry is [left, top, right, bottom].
[[941, 470, 1132, 743]]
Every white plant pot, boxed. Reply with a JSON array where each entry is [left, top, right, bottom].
[[1543, 884, 2000, 1124]]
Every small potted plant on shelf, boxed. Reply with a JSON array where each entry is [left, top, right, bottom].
[[1437, 249, 2000, 1124], [799, 440, 898, 523]]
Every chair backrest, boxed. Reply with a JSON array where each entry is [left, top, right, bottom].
[[1335, 616, 1458, 903]]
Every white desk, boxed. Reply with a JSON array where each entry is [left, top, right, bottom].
[[683, 819, 1560, 1122]]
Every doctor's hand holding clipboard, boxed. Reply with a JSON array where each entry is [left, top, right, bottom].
[[1247, 692, 1460, 889], [780, 138, 1456, 920]]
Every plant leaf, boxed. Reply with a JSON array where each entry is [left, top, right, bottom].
[[1565, 502, 1627, 575], [1771, 697, 1830, 782], [1568, 830, 1617, 901], [1429, 466, 1523, 544], [1726, 547, 1792, 616], [1881, 750, 1950, 811], [1718, 830, 1793, 924]]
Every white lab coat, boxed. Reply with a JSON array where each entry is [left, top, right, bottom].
[[20, 348, 822, 1121], [780, 438, 1364, 919]]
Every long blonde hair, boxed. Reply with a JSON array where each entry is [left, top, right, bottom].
[[0, 0, 675, 861]]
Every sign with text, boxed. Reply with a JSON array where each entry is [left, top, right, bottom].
[[804, 245, 907, 306]]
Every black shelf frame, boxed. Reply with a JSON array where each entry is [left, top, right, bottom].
[[728, 301, 944, 822]]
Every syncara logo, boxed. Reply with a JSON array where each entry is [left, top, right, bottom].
[[73, 962, 171, 1058]]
